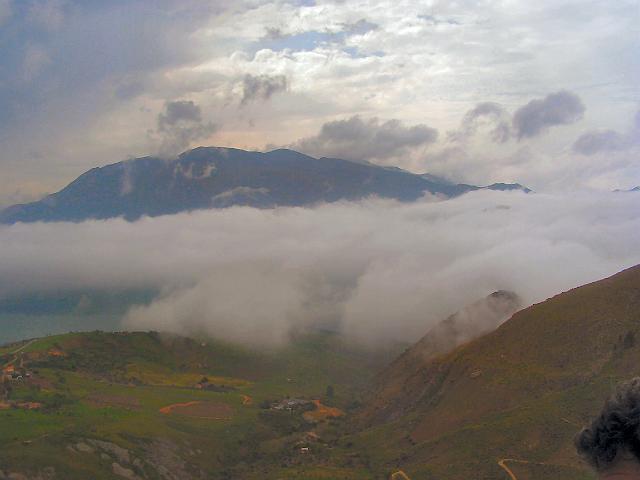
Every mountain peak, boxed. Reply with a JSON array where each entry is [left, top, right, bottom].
[[0, 146, 530, 224]]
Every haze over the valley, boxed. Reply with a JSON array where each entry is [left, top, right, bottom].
[[0, 0, 638, 346], [1, 190, 638, 346]]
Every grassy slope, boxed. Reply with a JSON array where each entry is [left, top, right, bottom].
[[3, 266, 639, 479], [354, 265, 640, 479], [0, 330, 391, 479]]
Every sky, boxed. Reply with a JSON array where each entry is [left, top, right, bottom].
[[0, 0, 638, 207]]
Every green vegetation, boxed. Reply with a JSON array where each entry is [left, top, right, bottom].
[[0, 330, 391, 479], [2, 265, 639, 479], [353, 265, 640, 479]]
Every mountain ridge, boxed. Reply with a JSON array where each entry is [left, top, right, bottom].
[[352, 264, 640, 479], [0, 146, 530, 224]]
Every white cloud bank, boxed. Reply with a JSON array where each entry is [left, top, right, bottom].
[[0, 190, 638, 346]]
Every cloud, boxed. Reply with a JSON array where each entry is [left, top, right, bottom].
[[573, 130, 626, 155], [0, 1, 638, 205], [156, 100, 217, 157], [240, 74, 287, 105], [291, 115, 438, 162], [450, 102, 511, 143], [512, 90, 585, 140], [0, 191, 638, 347], [573, 109, 640, 155], [341, 18, 378, 36]]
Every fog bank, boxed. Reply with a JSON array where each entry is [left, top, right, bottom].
[[0, 190, 638, 346]]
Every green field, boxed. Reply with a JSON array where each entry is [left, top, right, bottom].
[[0, 330, 396, 479]]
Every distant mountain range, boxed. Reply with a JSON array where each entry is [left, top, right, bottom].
[[0, 147, 530, 224]]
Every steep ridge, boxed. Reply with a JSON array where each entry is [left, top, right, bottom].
[[355, 265, 640, 479], [0, 146, 529, 223], [368, 290, 522, 424]]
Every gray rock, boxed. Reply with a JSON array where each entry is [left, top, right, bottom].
[[111, 463, 141, 480]]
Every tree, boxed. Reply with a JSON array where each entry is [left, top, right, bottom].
[[325, 385, 334, 399]]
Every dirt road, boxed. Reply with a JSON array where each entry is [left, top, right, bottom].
[[2, 339, 37, 368], [391, 470, 411, 480], [498, 459, 519, 480]]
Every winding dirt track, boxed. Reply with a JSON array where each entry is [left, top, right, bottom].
[[8, 339, 37, 355], [2, 339, 37, 368], [498, 459, 520, 480], [499, 458, 558, 479], [390, 470, 411, 480]]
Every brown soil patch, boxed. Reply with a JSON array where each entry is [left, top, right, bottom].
[[303, 400, 345, 423], [0, 401, 42, 410], [87, 393, 141, 410], [159, 401, 233, 419]]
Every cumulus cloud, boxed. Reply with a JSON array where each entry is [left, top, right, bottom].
[[450, 102, 511, 143], [512, 90, 585, 140], [156, 100, 217, 157], [573, 109, 640, 155], [240, 74, 288, 105], [291, 116, 438, 162], [573, 130, 626, 155], [0, 191, 638, 347]]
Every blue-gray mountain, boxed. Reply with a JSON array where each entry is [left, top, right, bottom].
[[0, 147, 531, 223]]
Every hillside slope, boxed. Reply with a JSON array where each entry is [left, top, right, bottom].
[[354, 265, 640, 479], [368, 290, 522, 424], [0, 147, 529, 223], [0, 331, 396, 480]]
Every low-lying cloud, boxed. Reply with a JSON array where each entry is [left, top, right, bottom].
[[291, 115, 438, 162], [0, 191, 638, 347], [573, 109, 640, 155]]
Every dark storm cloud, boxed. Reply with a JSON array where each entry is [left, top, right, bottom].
[[512, 90, 585, 140], [240, 74, 288, 105], [291, 116, 438, 161], [0, 2, 216, 128], [156, 100, 217, 157]]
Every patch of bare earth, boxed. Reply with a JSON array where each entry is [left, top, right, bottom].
[[303, 400, 345, 423]]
